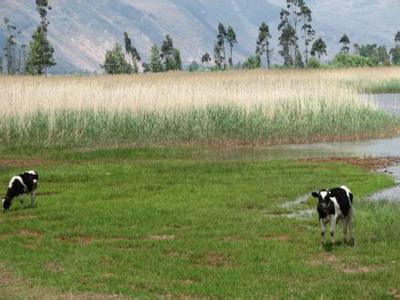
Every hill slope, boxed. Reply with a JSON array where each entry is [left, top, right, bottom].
[[0, 0, 399, 73]]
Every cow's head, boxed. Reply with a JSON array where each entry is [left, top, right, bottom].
[[312, 189, 332, 209], [2, 198, 11, 211]]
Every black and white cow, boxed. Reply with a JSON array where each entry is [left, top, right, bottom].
[[311, 185, 354, 245], [2, 170, 39, 211]]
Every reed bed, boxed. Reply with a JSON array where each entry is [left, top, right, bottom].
[[0, 67, 399, 146]]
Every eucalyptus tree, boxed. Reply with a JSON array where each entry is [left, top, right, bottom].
[[161, 35, 181, 71], [299, 2, 315, 64], [101, 43, 132, 74], [124, 32, 141, 73], [26, 0, 56, 75], [201, 52, 211, 65], [226, 26, 237, 67], [311, 37, 327, 59], [214, 23, 227, 69], [256, 22, 273, 68], [339, 34, 351, 54], [391, 31, 400, 64], [3, 17, 18, 75], [278, 8, 296, 66], [149, 44, 163, 73]]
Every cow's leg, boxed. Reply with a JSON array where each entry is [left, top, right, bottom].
[[348, 209, 355, 246], [31, 190, 36, 208], [20, 196, 24, 208], [330, 215, 336, 244], [320, 218, 326, 244], [343, 217, 349, 244]]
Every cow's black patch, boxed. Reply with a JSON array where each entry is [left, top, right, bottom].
[[329, 187, 352, 216]]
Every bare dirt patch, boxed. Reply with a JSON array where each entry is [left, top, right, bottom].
[[57, 235, 131, 246], [60, 293, 128, 299], [200, 251, 234, 268], [391, 289, 400, 299], [57, 235, 96, 245], [308, 253, 380, 274], [301, 157, 400, 171], [46, 262, 65, 273], [0, 158, 55, 168], [222, 235, 243, 242], [13, 214, 37, 221], [0, 261, 129, 299], [146, 235, 176, 241], [17, 229, 44, 238], [263, 234, 291, 242], [180, 279, 194, 286]]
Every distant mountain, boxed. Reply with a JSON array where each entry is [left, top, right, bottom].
[[0, 0, 399, 73]]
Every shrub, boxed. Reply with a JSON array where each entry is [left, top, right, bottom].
[[306, 57, 321, 69], [242, 55, 261, 69], [331, 53, 375, 68]]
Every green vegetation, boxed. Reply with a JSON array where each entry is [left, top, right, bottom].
[[124, 32, 141, 74], [161, 35, 182, 71], [0, 105, 397, 147], [101, 43, 132, 75], [352, 79, 400, 94], [242, 55, 261, 70], [331, 53, 375, 68], [0, 147, 398, 298]]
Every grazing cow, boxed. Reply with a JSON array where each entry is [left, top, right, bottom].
[[2, 170, 39, 211], [311, 185, 354, 245]]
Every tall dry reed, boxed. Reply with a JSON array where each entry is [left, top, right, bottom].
[[0, 67, 398, 146]]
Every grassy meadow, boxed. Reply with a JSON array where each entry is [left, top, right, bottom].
[[0, 147, 399, 298], [0, 67, 400, 298], [0, 67, 400, 147]]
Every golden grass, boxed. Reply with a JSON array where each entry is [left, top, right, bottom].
[[1, 67, 399, 117]]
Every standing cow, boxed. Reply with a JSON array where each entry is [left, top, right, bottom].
[[312, 185, 354, 245]]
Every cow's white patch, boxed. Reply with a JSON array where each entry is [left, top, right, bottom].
[[26, 170, 37, 175], [340, 185, 352, 207], [320, 191, 328, 199], [330, 197, 342, 218]]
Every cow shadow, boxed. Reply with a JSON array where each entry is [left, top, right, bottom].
[[322, 240, 355, 252]]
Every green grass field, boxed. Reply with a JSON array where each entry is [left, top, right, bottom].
[[0, 147, 399, 299]]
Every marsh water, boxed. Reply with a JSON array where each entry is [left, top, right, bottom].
[[222, 94, 400, 160], [239, 94, 400, 205]]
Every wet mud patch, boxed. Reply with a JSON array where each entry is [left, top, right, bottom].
[[301, 156, 400, 170], [264, 207, 314, 219]]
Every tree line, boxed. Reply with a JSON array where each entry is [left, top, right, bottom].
[[1, 0, 399, 75], [102, 0, 400, 74]]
